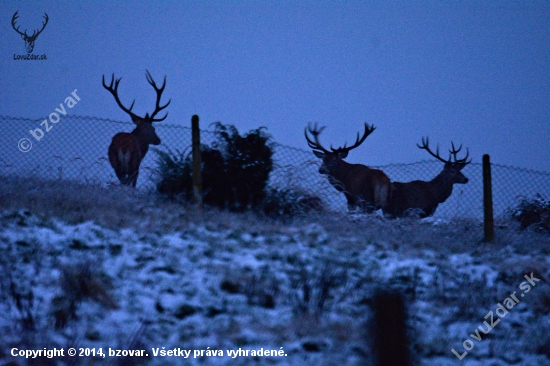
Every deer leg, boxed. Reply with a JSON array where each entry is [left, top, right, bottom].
[[345, 193, 357, 211], [129, 170, 139, 187], [358, 198, 376, 213], [115, 171, 127, 185]]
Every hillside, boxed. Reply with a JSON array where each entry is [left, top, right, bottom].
[[0, 175, 549, 365]]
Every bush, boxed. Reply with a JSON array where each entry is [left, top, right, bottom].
[[155, 148, 191, 197], [510, 194, 550, 233], [211, 122, 273, 210], [263, 187, 323, 218], [155, 123, 274, 211]]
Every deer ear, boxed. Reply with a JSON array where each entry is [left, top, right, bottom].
[[313, 151, 324, 158], [339, 151, 349, 159], [131, 116, 143, 125]]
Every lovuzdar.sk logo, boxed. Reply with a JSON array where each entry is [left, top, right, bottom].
[[12, 10, 48, 60]]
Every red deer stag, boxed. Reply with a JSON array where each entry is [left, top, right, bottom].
[[385, 137, 471, 218], [103, 70, 171, 187], [305, 123, 390, 212]]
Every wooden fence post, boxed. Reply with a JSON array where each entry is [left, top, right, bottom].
[[483, 154, 494, 242], [191, 115, 202, 207], [371, 290, 411, 366]]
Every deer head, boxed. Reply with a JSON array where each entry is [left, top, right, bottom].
[[305, 122, 375, 175], [417, 136, 471, 184], [12, 11, 49, 54], [305, 122, 390, 212]]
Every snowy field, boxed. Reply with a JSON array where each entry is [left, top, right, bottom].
[[0, 176, 549, 366]]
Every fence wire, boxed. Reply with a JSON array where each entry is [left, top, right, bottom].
[[2, 115, 549, 221]]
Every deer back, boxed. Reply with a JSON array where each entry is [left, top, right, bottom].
[[387, 180, 439, 218], [108, 133, 143, 176]]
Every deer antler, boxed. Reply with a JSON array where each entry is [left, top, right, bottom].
[[144, 70, 171, 122], [417, 137, 471, 166], [305, 122, 330, 154], [330, 123, 376, 154], [448, 141, 471, 166], [102, 74, 141, 123], [305, 122, 376, 156]]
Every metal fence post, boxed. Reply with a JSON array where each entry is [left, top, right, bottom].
[[191, 115, 202, 207], [483, 154, 494, 242]]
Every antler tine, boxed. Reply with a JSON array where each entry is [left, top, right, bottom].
[[304, 122, 330, 153], [449, 141, 462, 156], [102, 73, 140, 122], [461, 148, 471, 164], [417, 136, 449, 164], [145, 70, 171, 122], [11, 11, 25, 36]]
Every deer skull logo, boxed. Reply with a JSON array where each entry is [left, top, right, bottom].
[[11, 11, 49, 54]]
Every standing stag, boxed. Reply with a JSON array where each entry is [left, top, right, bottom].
[[385, 137, 471, 218], [305, 123, 390, 212], [103, 70, 171, 187]]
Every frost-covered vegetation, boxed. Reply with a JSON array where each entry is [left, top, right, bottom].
[[0, 175, 549, 365], [510, 194, 550, 234]]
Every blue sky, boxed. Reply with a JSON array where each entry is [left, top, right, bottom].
[[1, 1, 549, 171]]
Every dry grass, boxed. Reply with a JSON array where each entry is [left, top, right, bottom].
[[1, 174, 549, 259]]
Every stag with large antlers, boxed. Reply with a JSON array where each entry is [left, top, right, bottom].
[[385, 137, 471, 218], [11, 11, 49, 54], [103, 70, 171, 187], [305, 123, 390, 212]]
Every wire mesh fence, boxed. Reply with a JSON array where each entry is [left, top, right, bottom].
[[2, 115, 549, 222]]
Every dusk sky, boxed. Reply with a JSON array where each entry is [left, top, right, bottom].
[[1, 1, 549, 172]]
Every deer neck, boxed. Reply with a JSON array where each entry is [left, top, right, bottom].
[[131, 128, 151, 156], [328, 160, 353, 189], [430, 171, 455, 204]]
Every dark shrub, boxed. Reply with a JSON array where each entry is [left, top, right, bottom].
[[211, 122, 273, 210], [510, 194, 550, 233], [155, 123, 274, 211], [155, 148, 191, 197]]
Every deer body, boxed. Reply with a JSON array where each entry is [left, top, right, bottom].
[[321, 157, 390, 212], [306, 123, 390, 213], [108, 122, 161, 187], [384, 138, 471, 218], [103, 71, 170, 187]]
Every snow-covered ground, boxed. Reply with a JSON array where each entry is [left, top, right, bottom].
[[0, 176, 549, 365]]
